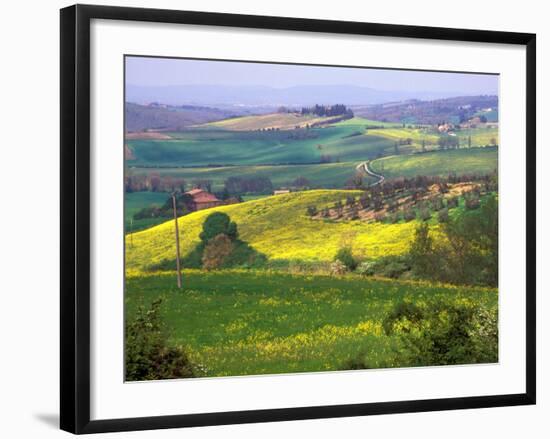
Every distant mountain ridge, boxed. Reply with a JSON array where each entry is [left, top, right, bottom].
[[126, 84, 479, 107]]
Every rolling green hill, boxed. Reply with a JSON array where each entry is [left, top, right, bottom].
[[127, 161, 374, 193], [125, 124, 397, 167], [370, 147, 498, 179], [126, 190, 419, 272]]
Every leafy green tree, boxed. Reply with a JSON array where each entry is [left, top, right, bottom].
[[199, 212, 238, 243], [334, 247, 358, 271], [409, 223, 434, 278]]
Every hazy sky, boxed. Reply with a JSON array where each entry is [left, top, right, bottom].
[[126, 56, 498, 95]]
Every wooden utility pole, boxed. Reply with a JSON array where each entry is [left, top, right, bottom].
[[172, 193, 182, 289]]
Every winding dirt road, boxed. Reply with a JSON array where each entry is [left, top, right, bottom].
[[356, 161, 385, 187]]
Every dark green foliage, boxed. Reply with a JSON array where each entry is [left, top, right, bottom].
[[388, 212, 401, 224], [446, 196, 459, 209], [199, 212, 238, 243], [150, 212, 266, 270], [431, 196, 445, 211], [383, 300, 498, 366], [438, 207, 449, 223], [409, 223, 434, 278], [418, 207, 432, 221], [465, 193, 481, 209], [403, 209, 416, 222], [224, 176, 273, 195], [133, 193, 191, 220], [408, 194, 498, 286], [357, 256, 410, 279], [359, 193, 370, 209], [306, 205, 318, 217], [334, 247, 358, 271], [125, 299, 198, 381]]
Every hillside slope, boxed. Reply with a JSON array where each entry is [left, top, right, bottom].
[[126, 190, 418, 271], [371, 147, 497, 179], [125, 102, 236, 132]]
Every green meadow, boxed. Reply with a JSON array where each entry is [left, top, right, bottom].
[[371, 147, 498, 179], [126, 270, 497, 377]]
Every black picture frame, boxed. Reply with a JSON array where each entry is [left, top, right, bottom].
[[60, 4, 536, 434]]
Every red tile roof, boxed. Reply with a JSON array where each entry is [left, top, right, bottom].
[[185, 189, 220, 203]]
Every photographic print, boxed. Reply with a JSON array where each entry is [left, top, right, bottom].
[[124, 56, 499, 381]]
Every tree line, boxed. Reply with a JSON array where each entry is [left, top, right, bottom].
[[300, 104, 354, 118]]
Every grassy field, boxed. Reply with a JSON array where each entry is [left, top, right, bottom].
[[456, 127, 499, 147], [203, 113, 333, 130], [125, 122, 398, 167], [127, 162, 373, 192], [125, 191, 170, 232], [126, 190, 419, 271], [370, 147, 498, 179], [126, 270, 497, 376], [367, 127, 440, 145]]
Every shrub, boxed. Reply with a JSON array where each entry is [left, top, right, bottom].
[[438, 207, 449, 223], [465, 195, 480, 210], [356, 261, 375, 276], [125, 299, 198, 381], [431, 196, 444, 211], [334, 247, 358, 271], [359, 194, 370, 209], [330, 260, 348, 275], [403, 209, 416, 222], [446, 196, 459, 209], [383, 300, 498, 366], [381, 261, 410, 278], [348, 206, 360, 220], [306, 205, 318, 217], [202, 234, 234, 270], [388, 212, 401, 224], [418, 208, 431, 221]]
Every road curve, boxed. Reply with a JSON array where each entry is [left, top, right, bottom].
[[356, 161, 385, 187]]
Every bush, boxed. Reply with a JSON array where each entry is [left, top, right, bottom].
[[438, 207, 449, 223], [330, 260, 348, 275], [334, 247, 358, 271], [446, 196, 459, 209], [388, 212, 401, 224], [418, 208, 431, 221], [383, 300, 498, 366], [431, 196, 445, 211], [202, 234, 234, 270], [465, 195, 480, 210], [125, 299, 198, 381], [306, 205, 318, 217], [381, 261, 409, 278], [403, 209, 416, 222], [356, 261, 375, 276]]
